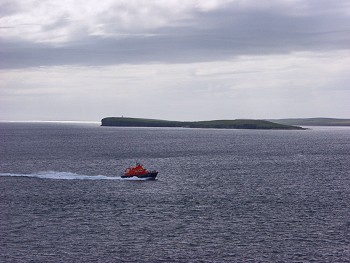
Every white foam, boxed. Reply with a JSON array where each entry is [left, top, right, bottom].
[[0, 171, 151, 181]]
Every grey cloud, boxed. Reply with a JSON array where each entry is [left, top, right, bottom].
[[0, 1, 20, 17], [42, 15, 71, 31], [1, 1, 350, 69]]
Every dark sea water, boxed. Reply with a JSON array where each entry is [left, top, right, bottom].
[[0, 122, 349, 262]]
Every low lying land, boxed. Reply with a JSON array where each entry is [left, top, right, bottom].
[[269, 118, 350, 126], [101, 117, 305, 130]]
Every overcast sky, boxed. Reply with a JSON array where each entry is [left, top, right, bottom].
[[1, 0, 349, 121]]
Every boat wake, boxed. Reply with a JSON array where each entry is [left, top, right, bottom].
[[0, 171, 152, 181]]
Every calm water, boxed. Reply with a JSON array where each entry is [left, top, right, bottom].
[[0, 123, 349, 262]]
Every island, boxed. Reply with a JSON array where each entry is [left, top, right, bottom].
[[268, 118, 350, 126], [101, 117, 305, 130]]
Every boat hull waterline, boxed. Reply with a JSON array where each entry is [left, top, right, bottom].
[[121, 171, 158, 179]]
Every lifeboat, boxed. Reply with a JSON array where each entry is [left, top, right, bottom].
[[121, 163, 158, 179]]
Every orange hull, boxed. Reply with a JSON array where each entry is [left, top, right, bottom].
[[122, 164, 158, 179]]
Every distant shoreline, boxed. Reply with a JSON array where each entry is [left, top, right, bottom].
[[101, 117, 305, 130], [268, 118, 350, 126]]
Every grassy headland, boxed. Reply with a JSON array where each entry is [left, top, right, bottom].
[[101, 117, 305, 130], [269, 118, 350, 126]]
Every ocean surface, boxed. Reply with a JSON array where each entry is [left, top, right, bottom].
[[0, 122, 349, 262]]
